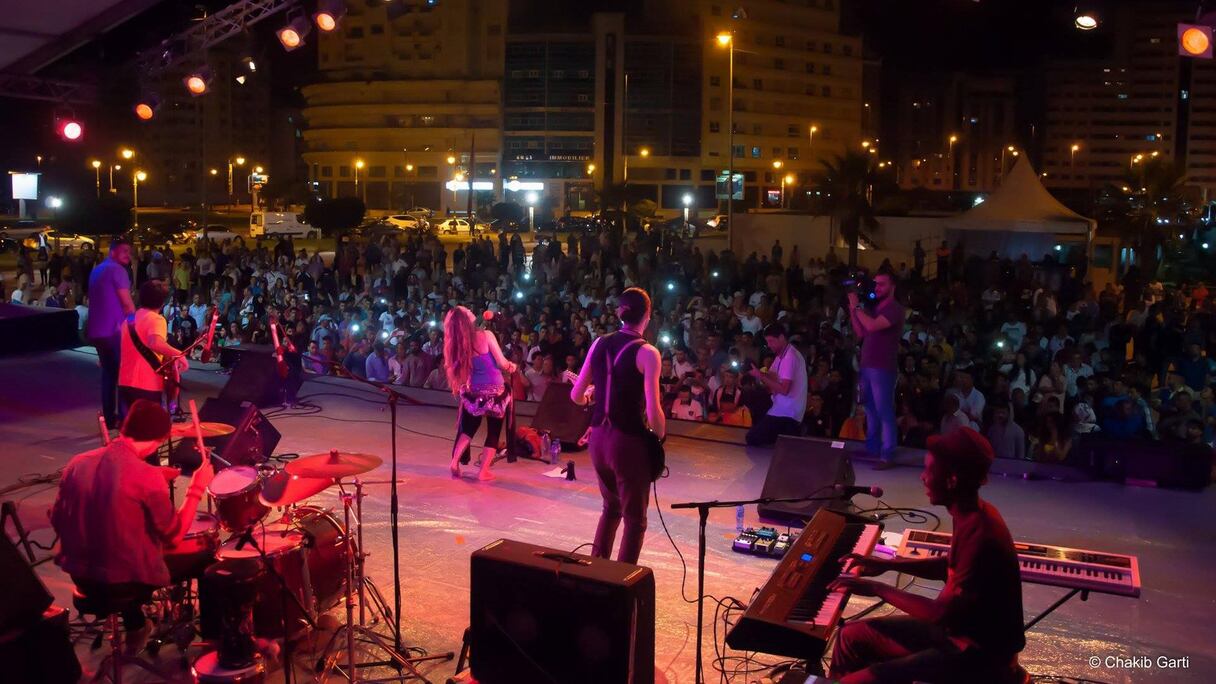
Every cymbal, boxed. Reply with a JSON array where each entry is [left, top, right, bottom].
[[259, 470, 333, 507], [169, 422, 236, 439], [286, 450, 382, 479]]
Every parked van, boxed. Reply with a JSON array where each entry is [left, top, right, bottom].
[[250, 211, 318, 238]]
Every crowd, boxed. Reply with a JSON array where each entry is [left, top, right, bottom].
[[6, 220, 1216, 467]]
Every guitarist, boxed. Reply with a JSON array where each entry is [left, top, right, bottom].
[[570, 287, 666, 564], [119, 280, 188, 418]]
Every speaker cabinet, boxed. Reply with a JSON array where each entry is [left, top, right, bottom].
[[170, 398, 281, 473], [470, 539, 654, 684], [530, 382, 593, 448], [219, 345, 304, 408], [757, 435, 855, 524]]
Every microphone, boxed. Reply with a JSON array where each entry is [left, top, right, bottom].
[[835, 483, 884, 498]]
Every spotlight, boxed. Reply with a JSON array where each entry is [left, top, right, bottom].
[[134, 93, 161, 121], [184, 67, 213, 96], [1074, 5, 1098, 31], [56, 116, 84, 142], [276, 13, 312, 51], [314, 0, 347, 31]]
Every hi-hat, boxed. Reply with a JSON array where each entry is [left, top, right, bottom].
[[286, 450, 382, 479], [260, 469, 333, 506], [170, 422, 235, 438]]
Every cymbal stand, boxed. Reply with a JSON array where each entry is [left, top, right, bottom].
[[317, 480, 452, 682]]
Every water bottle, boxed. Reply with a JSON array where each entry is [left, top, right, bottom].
[[549, 436, 562, 464], [736, 505, 745, 532]]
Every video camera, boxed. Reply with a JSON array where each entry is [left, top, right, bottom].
[[841, 269, 878, 307]]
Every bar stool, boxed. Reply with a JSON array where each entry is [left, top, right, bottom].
[[72, 585, 172, 683]]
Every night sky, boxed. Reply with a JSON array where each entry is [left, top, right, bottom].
[[0, 0, 1120, 204]]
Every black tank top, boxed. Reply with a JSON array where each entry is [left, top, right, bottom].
[[590, 330, 646, 435]]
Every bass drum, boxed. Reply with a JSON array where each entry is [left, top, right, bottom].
[[201, 506, 350, 639]]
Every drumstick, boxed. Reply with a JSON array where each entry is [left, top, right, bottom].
[[188, 399, 215, 470]]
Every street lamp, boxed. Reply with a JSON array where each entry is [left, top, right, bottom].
[[446, 154, 456, 165], [526, 191, 538, 230], [782, 173, 795, 208], [133, 170, 147, 227], [110, 163, 121, 193], [90, 159, 101, 197], [772, 159, 783, 169], [120, 147, 134, 161], [682, 193, 693, 225], [1070, 143, 1081, 167], [639, 147, 650, 158], [354, 158, 364, 200], [808, 124, 818, 162], [716, 29, 736, 249], [228, 156, 246, 202], [948, 135, 959, 189], [586, 163, 595, 175]]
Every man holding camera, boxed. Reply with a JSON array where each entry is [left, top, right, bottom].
[[848, 269, 905, 469]]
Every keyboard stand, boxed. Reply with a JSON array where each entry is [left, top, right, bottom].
[[671, 493, 850, 684], [1024, 587, 1089, 632]]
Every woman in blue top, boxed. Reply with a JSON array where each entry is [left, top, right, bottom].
[[445, 306, 518, 480]]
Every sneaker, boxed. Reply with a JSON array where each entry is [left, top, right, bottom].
[[871, 460, 896, 471]]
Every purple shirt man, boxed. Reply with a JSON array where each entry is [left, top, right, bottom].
[[87, 240, 136, 428]]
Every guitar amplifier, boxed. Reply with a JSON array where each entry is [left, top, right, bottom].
[[469, 539, 655, 684]]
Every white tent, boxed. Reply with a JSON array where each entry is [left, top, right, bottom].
[[944, 157, 1094, 257]]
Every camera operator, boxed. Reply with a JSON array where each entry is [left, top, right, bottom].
[[848, 268, 906, 469]]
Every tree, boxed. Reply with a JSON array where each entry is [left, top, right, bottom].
[[303, 197, 365, 236], [628, 199, 657, 221], [59, 193, 132, 236], [1099, 159, 1195, 277], [811, 150, 880, 267]]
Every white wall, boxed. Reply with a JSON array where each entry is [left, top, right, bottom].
[[731, 213, 946, 270]]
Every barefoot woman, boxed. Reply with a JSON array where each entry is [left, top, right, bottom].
[[444, 306, 517, 480]]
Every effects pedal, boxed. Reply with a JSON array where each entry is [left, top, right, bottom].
[[731, 526, 797, 559]]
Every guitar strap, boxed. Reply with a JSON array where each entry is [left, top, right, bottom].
[[126, 314, 163, 374]]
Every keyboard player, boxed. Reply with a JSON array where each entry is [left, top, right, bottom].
[[827, 428, 1026, 684]]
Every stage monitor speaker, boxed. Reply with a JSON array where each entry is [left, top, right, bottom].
[[170, 397, 280, 473], [0, 606, 80, 684], [530, 382, 592, 448], [470, 538, 655, 684], [219, 346, 303, 408], [757, 435, 855, 524], [0, 532, 54, 633]]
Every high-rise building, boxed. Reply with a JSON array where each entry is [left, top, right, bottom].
[[1041, 1, 1216, 199], [301, 0, 507, 213], [137, 45, 271, 207], [889, 73, 1016, 194], [301, 0, 864, 215]]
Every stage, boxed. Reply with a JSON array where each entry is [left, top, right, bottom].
[[1, 348, 1213, 683]]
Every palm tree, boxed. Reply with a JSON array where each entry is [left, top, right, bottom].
[[1100, 158, 1194, 277], [811, 150, 880, 267]]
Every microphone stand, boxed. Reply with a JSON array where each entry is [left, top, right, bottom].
[[303, 355, 451, 678], [669, 493, 856, 684]]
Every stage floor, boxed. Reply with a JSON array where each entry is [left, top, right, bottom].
[[1, 349, 1213, 683]]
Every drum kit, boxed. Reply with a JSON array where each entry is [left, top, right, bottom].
[[154, 426, 441, 682]]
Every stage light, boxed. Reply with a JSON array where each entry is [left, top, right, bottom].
[[184, 67, 213, 96], [277, 14, 312, 51], [314, 0, 346, 32], [1179, 24, 1213, 58], [1074, 5, 1098, 31], [134, 93, 161, 121], [57, 118, 84, 141]]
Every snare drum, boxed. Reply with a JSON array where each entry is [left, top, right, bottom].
[[163, 512, 219, 582], [208, 466, 269, 532]]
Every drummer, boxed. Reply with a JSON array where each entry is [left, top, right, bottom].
[[51, 399, 215, 654]]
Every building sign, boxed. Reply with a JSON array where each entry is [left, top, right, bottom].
[[248, 172, 268, 193], [715, 171, 744, 200], [442, 179, 548, 192], [508, 154, 593, 162], [10, 172, 40, 200]]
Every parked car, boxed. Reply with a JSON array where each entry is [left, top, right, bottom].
[[556, 216, 598, 233], [23, 229, 96, 251], [194, 224, 244, 242], [250, 211, 319, 238], [0, 219, 51, 241], [127, 220, 198, 246], [435, 218, 475, 235], [405, 207, 435, 220], [385, 214, 426, 230]]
